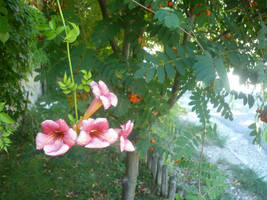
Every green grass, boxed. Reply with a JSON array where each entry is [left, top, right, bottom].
[[0, 140, 162, 200], [229, 164, 267, 200]]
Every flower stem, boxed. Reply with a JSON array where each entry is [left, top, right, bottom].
[[57, 0, 78, 122]]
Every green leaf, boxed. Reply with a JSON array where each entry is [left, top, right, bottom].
[[65, 22, 80, 43], [214, 57, 229, 91], [0, 32, 9, 44], [56, 26, 65, 35], [166, 47, 177, 59], [146, 68, 155, 83], [157, 67, 165, 83], [135, 64, 147, 78], [68, 114, 75, 124], [193, 53, 215, 85], [0, 112, 15, 124], [0, 7, 8, 15], [64, 72, 67, 82], [165, 63, 175, 80], [37, 24, 50, 31], [265, 133, 267, 143], [0, 102, 5, 112], [46, 31, 57, 40], [174, 60, 185, 76], [0, 16, 8, 32], [49, 19, 56, 30], [248, 94, 254, 109], [34, 75, 41, 82], [154, 8, 181, 30]]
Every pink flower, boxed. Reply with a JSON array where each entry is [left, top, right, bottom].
[[118, 120, 135, 152], [90, 80, 118, 110], [77, 118, 118, 148], [76, 80, 118, 131], [36, 119, 77, 156]]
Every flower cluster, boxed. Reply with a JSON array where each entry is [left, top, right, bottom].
[[36, 81, 135, 156], [128, 93, 142, 103]]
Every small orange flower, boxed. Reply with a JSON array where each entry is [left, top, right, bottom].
[[173, 48, 178, 54], [252, 1, 258, 7], [206, 10, 211, 16], [166, 1, 173, 7], [150, 146, 155, 151], [151, 139, 156, 143], [128, 93, 142, 103]]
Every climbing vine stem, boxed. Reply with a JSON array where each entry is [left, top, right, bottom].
[[56, 0, 78, 122]]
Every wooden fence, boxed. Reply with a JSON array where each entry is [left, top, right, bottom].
[[146, 150, 183, 200]]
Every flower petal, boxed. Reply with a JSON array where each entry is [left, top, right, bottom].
[[100, 129, 118, 144], [41, 120, 59, 134], [121, 120, 134, 137], [98, 80, 110, 95], [120, 136, 125, 152], [77, 130, 92, 146], [43, 139, 64, 154], [123, 139, 135, 152], [81, 119, 95, 133], [45, 144, 70, 156], [100, 95, 111, 110], [84, 137, 110, 148], [36, 133, 50, 150], [90, 81, 101, 98], [63, 128, 77, 147], [94, 118, 109, 131], [108, 92, 118, 107], [56, 119, 69, 133]]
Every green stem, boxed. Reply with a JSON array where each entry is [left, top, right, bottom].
[[57, 0, 78, 121]]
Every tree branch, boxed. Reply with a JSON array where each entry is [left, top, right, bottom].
[[130, 0, 204, 52], [97, 0, 120, 53]]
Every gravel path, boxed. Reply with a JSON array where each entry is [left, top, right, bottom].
[[178, 93, 267, 181], [177, 92, 267, 199]]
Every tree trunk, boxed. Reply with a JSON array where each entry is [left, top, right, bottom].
[[122, 151, 139, 200]]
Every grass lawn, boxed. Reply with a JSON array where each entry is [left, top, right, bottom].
[[0, 140, 161, 200]]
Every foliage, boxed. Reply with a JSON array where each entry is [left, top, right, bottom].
[[0, 0, 47, 119], [229, 164, 267, 200], [148, 105, 230, 200], [0, 102, 16, 151]]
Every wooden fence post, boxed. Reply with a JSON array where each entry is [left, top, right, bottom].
[[168, 173, 177, 200], [147, 150, 153, 170], [161, 164, 168, 197], [151, 153, 158, 180], [156, 157, 164, 185]]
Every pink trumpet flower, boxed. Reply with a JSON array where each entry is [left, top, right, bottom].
[[84, 81, 118, 117], [77, 118, 118, 148], [74, 81, 118, 131], [36, 119, 77, 156], [118, 120, 135, 152], [84, 81, 118, 119]]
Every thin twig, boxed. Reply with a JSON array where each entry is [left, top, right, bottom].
[[130, 0, 155, 14], [130, 0, 204, 52], [198, 119, 207, 193]]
